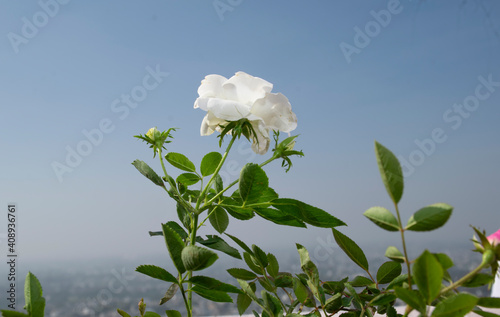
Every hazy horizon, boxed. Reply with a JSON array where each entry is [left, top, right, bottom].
[[1, 0, 499, 268]]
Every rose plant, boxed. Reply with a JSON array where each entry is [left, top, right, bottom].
[[114, 72, 500, 317], [2, 72, 500, 317], [116, 72, 345, 317]]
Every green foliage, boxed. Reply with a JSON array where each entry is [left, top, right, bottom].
[[208, 206, 229, 234], [121, 125, 500, 317], [406, 203, 453, 232], [364, 207, 399, 231], [162, 223, 186, 274], [385, 246, 405, 263], [376, 261, 402, 284], [239, 163, 269, 204], [374, 141, 404, 204], [332, 228, 369, 271], [413, 250, 443, 304], [1, 272, 44, 317], [431, 293, 478, 317], [165, 152, 196, 173], [200, 152, 222, 176], [23, 273, 45, 317], [272, 199, 345, 228], [196, 235, 241, 259], [136, 265, 178, 284], [132, 160, 165, 187], [176, 173, 200, 186]]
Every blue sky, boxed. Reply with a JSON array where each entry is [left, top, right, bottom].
[[0, 1, 499, 264]]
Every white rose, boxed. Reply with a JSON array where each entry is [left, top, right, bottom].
[[194, 71, 297, 154]]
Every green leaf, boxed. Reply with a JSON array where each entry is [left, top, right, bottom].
[[274, 273, 293, 288], [165, 221, 188, 240], [136, 265, 178, 284], [132, 160, 164, 187], [0, 311, 29, 317], [181, 245, 218, 271], [258, 277, 276, 293], [165, 152, 196, 173], [227, 268, 258, 280], [239, 163, 269, 204], [222, 198, 255, 220], [350, 275, 373, 287], [272, 199, 345, 228], [176, 202, 191, 231], [24, 272, 45, 317], [189, 275, 241, 293], [144, 312, 162, 317], [432, 293, 478, 317], [261, 291, 282, 316], [296, 244, 319, 286], [254, 207, 306, 228], [471, 310, 500, 317], [386, 273, 409, 290], [413, 250, 443, 304], [237, 279, 260, 304], [244, 252, 263, 274], [463, 274, 494, 288], [332, 228, 369, 271], [197, 235, 241, 259], [160, 283, 179, 305], [374, 141, 404, 204], [225, 233, 253, 254], [215, 174, 223, 193], [252, 245, 269, 268], [385, 246, 405, 263], [176, 173, 200, 186], [200, 152, 223, 176], [293, 278, 310, 303], [165, 310, 182, 317], [237, 293, 252, 315], [370, 293, 397, 306], [376, 261, 402, 284], [256, 187, 279, 203], [433, 253, 454, 270], [394, 287, 426, 314], [324, 293, 342, 313], [344, 283, 364, 311], [364, 206, 400, 231], [477, 297, 500, 308], [323, 279, 346, 294], [116, 309, 131, 317], [267, 253, 279, 278], [406, 203, 453, 231], [162, 223, 186, 274], [209, 206, 229, 234]]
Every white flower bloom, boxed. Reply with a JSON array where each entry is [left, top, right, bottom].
[[194, 71, 297, 154]]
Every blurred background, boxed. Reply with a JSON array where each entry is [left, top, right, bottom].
[[1, 1, 499, 315]]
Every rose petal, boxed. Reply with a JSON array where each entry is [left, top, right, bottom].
[[250, 120, 270, 155], [194, 97, 209, 111], [197, 75, 227, 99], [207, 98, 251, 121], [487, 228, 500, 246], [200, 112, 226, 136], [222, 72, 273, 106], [251, 93, 297, 132]]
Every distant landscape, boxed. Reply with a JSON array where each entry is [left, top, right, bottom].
[[1, 246, 492, 317]]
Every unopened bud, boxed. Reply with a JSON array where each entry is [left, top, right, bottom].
[[138, 298, 146, 316], [146, 127, 159, 141]]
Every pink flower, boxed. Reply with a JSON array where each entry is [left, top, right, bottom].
[[487, 228, 500, 246]]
